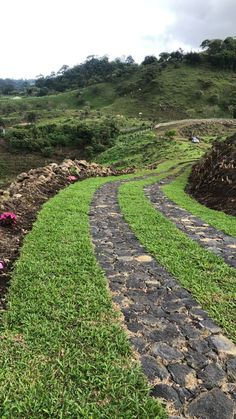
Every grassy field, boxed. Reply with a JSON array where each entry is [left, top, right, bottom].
[[0, 172, 169, 418], [163, 170, 236, 237], [119, 176, 236, 342]]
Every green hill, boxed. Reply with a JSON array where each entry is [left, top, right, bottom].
[[1, 62, 236, 127], [1, 56, 236, 185]]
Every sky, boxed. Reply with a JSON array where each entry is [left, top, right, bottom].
[[1, 0, 236, 79]]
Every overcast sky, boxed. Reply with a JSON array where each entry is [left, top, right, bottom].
[[1, 0, 235, 79]]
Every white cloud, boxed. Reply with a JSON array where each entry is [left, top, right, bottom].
[[0, 0, 235, 78]]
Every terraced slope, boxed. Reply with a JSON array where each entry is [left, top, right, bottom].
[[0, 165, 235, 418]]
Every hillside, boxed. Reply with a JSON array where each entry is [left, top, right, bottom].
[[1, 63, 236, 128]]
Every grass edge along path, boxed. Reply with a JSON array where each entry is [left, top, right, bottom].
[[163, 169, 236, 237], [0, 172, 170, 418], [119, 177, 236, 343]]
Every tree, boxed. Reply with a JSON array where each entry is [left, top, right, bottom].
[[185, 52, 202, 65], [159, 52, 170, 62], [56, 65, 69, 76], [125, 55, 135, 65], [26, 111, 37, 124], [141, 55, 158, 65]]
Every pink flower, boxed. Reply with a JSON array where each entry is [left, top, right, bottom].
[[0, 261, 4, 270], [68, 175, 77, 182], [0, 212, 17, 227]]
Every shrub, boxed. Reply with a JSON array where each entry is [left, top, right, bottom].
[[195, 90, 204, 99], [165, 129, 176, 138], [208, 94, 220, 105], [41, 146, 54, 157]]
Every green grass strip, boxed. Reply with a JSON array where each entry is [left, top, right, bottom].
[[119, 177, 236, 342], [0, 174, 167, 418], [163, 169, 236, 237]]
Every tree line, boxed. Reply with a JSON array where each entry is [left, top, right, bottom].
[[1, 37, 236, 96], [33, 37, 236, 95]]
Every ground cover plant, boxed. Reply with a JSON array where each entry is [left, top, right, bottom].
[[0, 172, 168, 418], [119, 176, 236, 342], [96, 130, 212, 169], [163, 169, 236, 237]]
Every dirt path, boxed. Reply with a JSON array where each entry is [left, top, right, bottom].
[[155, 118, 236, 130], [145, 177, 236, 269], [90, 178, 236, 419]]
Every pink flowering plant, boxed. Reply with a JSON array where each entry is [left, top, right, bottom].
[[0, 260, 4, 270], [0, 212, 17, 227], [67, 175, 77, 182]]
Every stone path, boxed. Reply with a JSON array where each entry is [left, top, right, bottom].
[[89, 179, 236, 419], [145, 178, 236, 269]]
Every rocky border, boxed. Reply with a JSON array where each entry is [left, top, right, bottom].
[[90, 179, 236, 419]]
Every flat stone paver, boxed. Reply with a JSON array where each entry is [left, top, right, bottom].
[[145, 179, 236, 268], [89, 179, 236, 418]]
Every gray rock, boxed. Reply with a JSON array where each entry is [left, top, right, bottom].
[[126, 322, 142, 333], [162, 299, 184, 313], [186, 349, 209, 370], [151, 342, 184, 362], [209, 335, 236, 356], [151, 384, 182, 409], [189, 339, 210, 354], [227, 358, 236, 382], [141, 355, 169, 381], [199, 319, 222, 333], [129, 336, 146, 353], [186, 388, 234, 419], [149, 323, 180, 342], [198, 363, 225, 389], [179, 323, 202, 339], [176, 387, 194, 403], [168, 363, 196, 387]]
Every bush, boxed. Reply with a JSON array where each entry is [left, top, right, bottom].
[[7, 117, 119, 157], [208, 94, 220, 105], [198, 79, 214, 89], [165, 129, 176, 138], [41, 146, 54, 157], [195, 90, 204, 99]]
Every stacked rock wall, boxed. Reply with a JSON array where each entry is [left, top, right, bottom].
[[187, 134, 236, 216]]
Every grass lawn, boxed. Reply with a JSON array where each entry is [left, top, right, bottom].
[[0, 172, 167, 418], [163, 170, 236, 237], [119, 177, 236, 342]]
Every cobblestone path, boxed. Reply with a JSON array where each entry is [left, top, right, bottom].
[[90, 179, 236, 419], [145, 179, 236, 269]]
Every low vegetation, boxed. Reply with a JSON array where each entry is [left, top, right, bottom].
[[96, 130, 215, 169], [6, 116, 119, 158]]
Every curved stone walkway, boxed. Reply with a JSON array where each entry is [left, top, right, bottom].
[[145, 178, 236, 269], [89, 179, 236, 419]]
